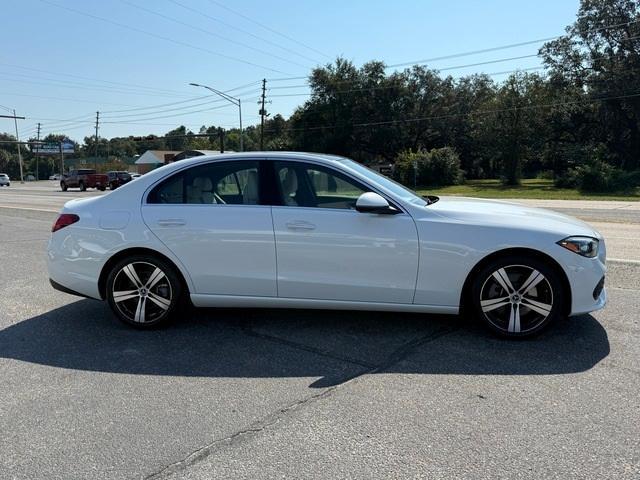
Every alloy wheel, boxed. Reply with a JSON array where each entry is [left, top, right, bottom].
[[479, 264, 554, 335], [111, 261, 173, 324]]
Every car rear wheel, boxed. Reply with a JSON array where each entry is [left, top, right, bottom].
[[106, 255, 182, 328], [471, 255, 565, 338], [79, 181, 86, 191]]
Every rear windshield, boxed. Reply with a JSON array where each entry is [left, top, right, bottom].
[[78, 169, 96, 175]]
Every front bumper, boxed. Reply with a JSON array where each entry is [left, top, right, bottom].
[[565, 254, 607, 316]]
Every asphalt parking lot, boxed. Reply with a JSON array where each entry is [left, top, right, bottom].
[[0, 184, 639, 479]]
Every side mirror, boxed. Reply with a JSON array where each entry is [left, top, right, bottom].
[[355, 192, 398, 214]]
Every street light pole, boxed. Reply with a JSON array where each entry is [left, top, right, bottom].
[[189, 83, 243, 152], [13, 109, 24, 183]]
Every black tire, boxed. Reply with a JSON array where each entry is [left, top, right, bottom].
[[105, 254, 183, 328], [79, 181, 86, 192], [60, 181, 67, 192], [470, 255, 565, 338], [98, 186, 106, 191]]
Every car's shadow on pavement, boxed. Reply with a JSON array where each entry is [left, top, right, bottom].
[[0, 299, 610, 387]]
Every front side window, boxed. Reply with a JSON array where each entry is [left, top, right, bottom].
[[273, 162, 367, 210], [148, 161, 260, 205]]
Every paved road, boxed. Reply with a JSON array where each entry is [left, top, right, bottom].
[[0, 199, 638, 477], [0, 181, 104, 212]]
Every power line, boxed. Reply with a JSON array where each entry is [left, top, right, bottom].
[[102, 98, 228, 120], [119, 0, 311, 70], [100, 84, 262, 114], [101, 89, 261, 119], [37, 0, 296, 75], [266, 19, 640, 83], [223, 81, 262, 93], [0, 73, 194, 98], [386, 19, 640, 69], [267, 64, 545, 97], [0, 61, 200, 97], [101, 103, 238, 124], [265, 54, 546, 91], [272, 91, 640, 133], [101, 95, 215, 114], [0, 92, 147, 108], [205, 0, 331, 60], [26, 113, 96, 123]]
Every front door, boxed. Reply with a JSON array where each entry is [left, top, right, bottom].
[[270, 161, 419, 304]]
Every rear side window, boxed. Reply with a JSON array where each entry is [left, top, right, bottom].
[[147, 161, 260, 205]]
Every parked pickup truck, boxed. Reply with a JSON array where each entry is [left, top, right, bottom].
[[60, 169, 108, 192]]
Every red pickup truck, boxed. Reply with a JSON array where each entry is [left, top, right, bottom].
[[60, 169, 108, 192]]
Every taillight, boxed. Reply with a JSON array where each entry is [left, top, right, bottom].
[[52, 213, 79, 233]]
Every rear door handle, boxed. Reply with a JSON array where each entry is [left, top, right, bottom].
[[157, 219, 186, 227], [285, 220, 316, 230]]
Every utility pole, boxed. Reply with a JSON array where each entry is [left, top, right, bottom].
[[59, 141, 64, 176], [12, 109, 24, 183], [94, 111, 100, 170], [36, 122, 41, 180], [218, 128, 225, 153], [259, 78, 267, 150]]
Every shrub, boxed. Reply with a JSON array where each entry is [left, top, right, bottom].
[[558, 157, 640, 193], [393, 147, 463, 187], [537, 170, 555, 180], [554, 168, 580, 188]]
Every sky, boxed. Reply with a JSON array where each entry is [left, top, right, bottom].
[[1, 0, 580, 142]]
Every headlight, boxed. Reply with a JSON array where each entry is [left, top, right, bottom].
[[557, 236, 599, 258]]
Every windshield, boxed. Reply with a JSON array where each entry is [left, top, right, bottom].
[[339, 159, 428, 207]]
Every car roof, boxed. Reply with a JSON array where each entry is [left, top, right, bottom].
[[162, 151, 349, 170]]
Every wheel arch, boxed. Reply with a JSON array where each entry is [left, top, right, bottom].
[[459, 247, 572, 316], [98, 247, 191, 300]]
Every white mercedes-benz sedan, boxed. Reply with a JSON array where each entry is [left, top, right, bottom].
[[47, 152, 607, 338]]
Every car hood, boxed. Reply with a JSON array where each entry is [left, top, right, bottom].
[[425, 196, 600, 238]]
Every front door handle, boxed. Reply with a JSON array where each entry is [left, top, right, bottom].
[[285, 220, 316, 230], [157, 218, 186, 227]]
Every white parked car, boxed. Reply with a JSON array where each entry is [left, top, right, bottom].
[[0, 173, 10, 186], [49, 174, 62, 181], [47, 152, 606, 338]]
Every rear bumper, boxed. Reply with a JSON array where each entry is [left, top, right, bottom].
[[47, 230, 103, 300], [49, 278, 96, 300]]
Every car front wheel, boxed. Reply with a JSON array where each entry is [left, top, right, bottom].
[[60, 181, 67, 191], [471, 255, 565, 338], [106, 255, 182, 328]]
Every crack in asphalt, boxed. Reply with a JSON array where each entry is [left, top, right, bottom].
[[143, 323, 459, 479], [240, 324, 378, 369]]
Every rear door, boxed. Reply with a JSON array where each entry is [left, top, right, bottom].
[[141, 160, 277, 297]]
